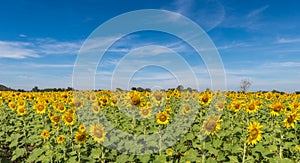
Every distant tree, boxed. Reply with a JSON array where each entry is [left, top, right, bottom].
[[137, 87, 144, 92], [186, 87, 193, 92], [66, 87, 74, 91], [31, 86, 39, 92], [145, 88, 151, 92], [177, 85, 184, 91], [131, 87, 137, 91], [240, 79, 251, 93]]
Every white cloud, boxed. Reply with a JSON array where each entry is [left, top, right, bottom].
[[0, 41, 39, 59]]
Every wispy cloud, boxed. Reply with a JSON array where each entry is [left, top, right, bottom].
[[0, 41, 39, 59], [276, 38, 300, 44], [0, 38, 82, 59], [165, 0, 225, 31], [247, 5, 269, 18]]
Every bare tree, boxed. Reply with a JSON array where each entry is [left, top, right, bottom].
[[240, 79, 251, 93]]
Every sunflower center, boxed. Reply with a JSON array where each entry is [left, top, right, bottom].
[[131, 96, 140, 106], [159, 115, 167, 122], [94, 129, 103, 138], [202, 96, 209, 103], [273, 103, 282, 112], [79, 135, 86, 141], [155, 94, 162, 101], [206, 120, 217, 131], [248, 103, 255, 110], [287, 115, 295, 123], [250, 129, 258, 138], [38, 105, 44, 111], [142, 109, 149, 115], [19, 108, 25, 113], [66, 116, 73, 122]]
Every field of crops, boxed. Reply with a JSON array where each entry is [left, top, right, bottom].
[[0, 89, 299, 162]]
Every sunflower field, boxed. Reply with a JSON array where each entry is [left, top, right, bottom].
[[0, 89, 300, 162]]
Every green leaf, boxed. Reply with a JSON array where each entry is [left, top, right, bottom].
[[206, 157, 217, 163], [27, 148, 44, 163], [90, 148, 102, 159], [116, 154, 129, 163], [11, 147, 26, 161], [228, 156, 239, 163], [213, 139, 222, 148], [153, 155, 167, 163], [137, 154, 151, 163], [9, 139, 19, 148]]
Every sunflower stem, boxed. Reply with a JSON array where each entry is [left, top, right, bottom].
[[242, 142, 247, 163]]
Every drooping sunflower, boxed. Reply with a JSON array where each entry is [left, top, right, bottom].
[[17, 106, 26, 116], [34, 102, 47, 114], [62, 113, 76, 126], [247, 121, 263, 146], [156, 111, 170, 125], [139, 107, 152, 118], [284, 112, 300, 128], [202, 114, 221, 136], [74, 131, 88, 144], [269, 101, 285, 116], [89, 124, 106, 143], [41, 129, 50, 139], [57, 135, 66, 144], [245, 100, 259, 114], [50, 114, 60, 124]]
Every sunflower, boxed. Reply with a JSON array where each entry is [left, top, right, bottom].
[[73, 98, 84, 110], [79, 124, 86, 132], [284, 112, 300, 128], [166, 148, 173, 156], [269, 101, 285, 116], [41, 130, 50, 139], [34, 102, 47, 114], [202, 115, 221, 136], [52, 123, 60, 130], [17, 99, 26, 107], [62, 113, 76, 126], [74, 131, 88, 144], [139, 107, 152, 118], [156, 111, 170, 125], [50, 114, 60, 124], [92, 102, 100, 114], [181, 103, 191, 115], [215, 100, 226, 110], [17, 106, 26, 116], [245, 100, 259, 114], [199, 92, 211, 106], [57, 135, 66, 144], [247, 121, 263, 146], [8, 101, 16, 110], [229, 100, 244, 112], [54, 103, 66, 113], [289, 101, 300, 112], [89, 124, 106, 143]]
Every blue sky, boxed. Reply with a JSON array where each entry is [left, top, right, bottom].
[[1, 0, 300, 92]]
